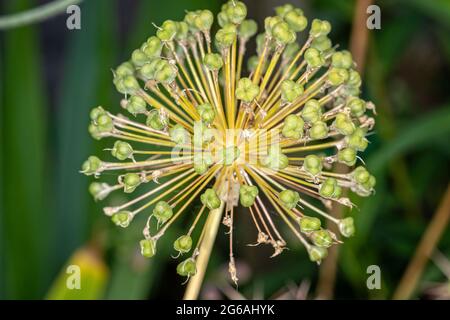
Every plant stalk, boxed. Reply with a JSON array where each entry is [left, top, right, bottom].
[[183, 201, 226, 300]]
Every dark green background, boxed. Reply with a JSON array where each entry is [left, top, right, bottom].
[[0, 0, 449, 299]]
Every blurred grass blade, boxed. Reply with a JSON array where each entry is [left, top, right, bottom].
[[46, 246, 108, 300], [1, 0, 49, 299]]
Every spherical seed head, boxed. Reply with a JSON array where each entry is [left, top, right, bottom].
[[112, 140, 133, 161], [311, 229, 333, 248], [238, 19, 258, 39], [177, 258, 197, 277], [282, 114, 304, 139], [203, 53, 223, 71], [174, 235, 193, 253], [236, 77, 260, 103], [299, 216, 322, 232], [339, 217, 355, 238], [308, 246, 328, 263], [123, 173, 141, 193], [279, 189, 300, 209], [112, 211, 132, 228], [140, 239, 157, 258], [153, 201, 173, 224], [303, 155, 323, 176], [201, 188, 221, 210]]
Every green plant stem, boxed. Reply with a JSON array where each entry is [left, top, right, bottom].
[[183, 201, 225, 300], [0, 0, 83, 30]]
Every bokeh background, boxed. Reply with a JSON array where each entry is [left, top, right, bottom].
[[0, 0, 449, 300]]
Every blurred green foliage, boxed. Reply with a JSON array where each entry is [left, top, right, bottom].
[[0, 0, 449, 300]]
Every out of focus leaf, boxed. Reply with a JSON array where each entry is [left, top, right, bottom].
[[1, 0, 49, 299], [399, 0, 450, 28], [46, 247, 108, 300]]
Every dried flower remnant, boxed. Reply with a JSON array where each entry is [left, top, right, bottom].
[[81, 1, 376, 284]]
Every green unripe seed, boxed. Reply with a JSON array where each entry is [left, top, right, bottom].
[[169, 124, 189, 145], [131, 49, 149, 67], [236, 77, 260, 102], [309, 121, 329, 140], [282, 114, 304, 139], [301, 99, 322, 123], [347, 128, 368, 151], [239, 19, 258, 39], [284, 8, 308, 32], [319, 178, 341, 199], [111, 140, 133, 161], [239, 185, 259, 207], [299, 216, 322, 232], [81, 156, 102, 176], [303, 154, 323, 176], [122, 173, 141, 193], [146, 110, 167, 131], [308, 246, 328, 262], [203, 53, 223, 71], [197, 103, 216, 124], [177, 258, 197, 277], [126, 95, 147, 115], [311, 229, 333, 248], [156, 20, 178, 41], [281, 80, 304, 103], [261, 146, 289, 170], [311, 35, 332, 52], [333, 113, 355, 136], [201, 188, 221, 210], [279, 189, 300, 209], [328, 67, 349, 86], [272, 21, 296, 45], [141, 36, 163, 58], [174, 235, 193, 253], [194, 10, 214, 31], [153, 201, 173, 224], [309, 19, 331, 38], [140, 239, 157, 258], [224, 0, 247, 24], [331, 50, 353, 69], [339, 217, 355, 238], [338, 147, 357, 166], [115, 62, 134, 78], [275, 4, 295, 17], [215, 24, 237, 49], [111, 211, 132, 228], [347, 97, 366, 117]]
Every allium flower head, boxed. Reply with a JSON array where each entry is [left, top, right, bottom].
[[82, 1, 376, 283]]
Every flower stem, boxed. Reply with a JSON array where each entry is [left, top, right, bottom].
[[183, 200, 226, 300]]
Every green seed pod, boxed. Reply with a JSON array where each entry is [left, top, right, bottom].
[[153, 201, 173, 224], [352, 166, 370, 184], [155, 60, 177, 84], [95, 113, 114, 133], [339, 217, 355, 238], [89, 182, 111, 201], [331, 50, 353, 69], [131, 49, 149, 67], [156, 20, 178, 42], [275, 4, 294, 17], [194, 10, 214, 31], [126, 95, 147, 116], [301, 99, 322, 123], [203, 53, 223, 71], [217, 11, 229, 28], [309, 19, 331, 38], [309, 121, 329, 140], [141, 36, 163, 58], [194, 158, 209, 175], [282, 114, 304, 139], [88, 124, 102, 140], [169, 124, 190, 145], [281, 80, 304, 103], [308, 245, 328, 263], [111, 211, 132, 228], [328, 67, 349, 86], [311, 229, 333, 248], [177, 258, 197, 277], [347, 97, 366, 117], [337, 147, 357, 166], [304, 48, 325, 69], [115, 62, 135, 78], [185, 10, 200, 31], [115, 75, 140, 95], [272, 21, 296, 45], [224, 0, 247, 24], [140, 239, 157, 258], [239, 185, 259, 207], [347, 127, 368, 151], [311, 35, 332, 52], [174, 235, 193, 254], [283, 42, 300, 61], [238, 19, 258, 39], [319, 178, 341, 199], [284, 8, 308, 32], [333, 112, 355, 136], [347, 69, 362, 88], [264, 16, 284, 36], [261, 146, 289, 170], [122, 173, 141, 193], [201, 188, 221, 210], [81, 156, 102, 176], [193, 122, 214, 147], [299, 216, 322, 232], [111, 140, 133, 161], [279, 189, 300, 209], [236, 77, 260, 102], [303, 154, 323, 176], [90, 106, 106, 121], [215, 24, 237, 49], [197, 103, 216, 124], [175, 21, 189, 41], [146, 110, 167, 131]]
